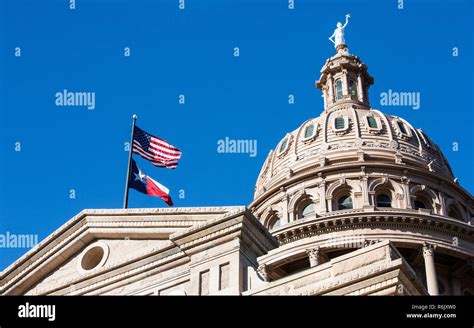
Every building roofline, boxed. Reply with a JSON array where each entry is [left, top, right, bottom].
[[0, 206, 246, 282]]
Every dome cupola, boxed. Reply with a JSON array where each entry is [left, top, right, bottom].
[[316, 49, 374, 112], [316, 15, 373, 112]]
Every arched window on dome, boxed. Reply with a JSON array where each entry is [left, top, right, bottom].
[[397, 121, 408, 134], [334, 116, 347, 130], [349, 79, 358, 99], [367, 116, 378, 129], [337, 195, 353, 210], [395, 120, 412, 138], [303, 123, 317, 140], [414, 200, 427, 209], [412, 188, 437, 212], [278, 138, 289, 155], [413, 196, 431, 211], [267, 214, 282, 230], [376, 194, 392, 208], [365, 115, 383, 134], [301, 203, 315, 218], [335, 79, 343, 100], [448, 205, 463, 221]]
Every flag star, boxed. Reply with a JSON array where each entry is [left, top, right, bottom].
[[133, 170, 147, 183]]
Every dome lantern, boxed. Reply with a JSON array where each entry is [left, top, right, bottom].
[[316, 15, 374, 113]]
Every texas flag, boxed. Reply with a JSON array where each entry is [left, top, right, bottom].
[[129, 159, 173, 206]]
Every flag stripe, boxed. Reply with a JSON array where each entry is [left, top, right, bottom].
[[148, 176, 170, 194], [132, 125, 182, 169], [133, 148, 178, 168], [147, 146, 182, 159], [129, 159, 173, 206], [133, 143, 179, 165], [148, 142, 182, 157], [150, 137, 182, 153]]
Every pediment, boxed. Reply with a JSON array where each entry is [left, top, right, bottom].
[[0, 207, 246, 295], [25, 238, 171, 295]]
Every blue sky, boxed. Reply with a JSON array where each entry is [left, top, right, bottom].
[[0, 0, 472, 270]]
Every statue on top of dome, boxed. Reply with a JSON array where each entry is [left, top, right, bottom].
[[329, 14, 351, 50]]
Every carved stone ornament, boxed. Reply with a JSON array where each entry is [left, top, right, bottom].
[[257, 263, 270, 282]]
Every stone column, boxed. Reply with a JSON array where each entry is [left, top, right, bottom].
[[357, 73, 364, 102], [422, 243, 439, 295], [369, 192, 375, 206], [281, 194, 289, 225], [318, 181, 327, 213], [288, 210, 296, 223], [306, 247, 321, 267], [327, 74, 334, 105], [438, 191, 447, 216], [342, 69, 349, 96], [360, 174, 370, 206], [401, 177, 412, 209]]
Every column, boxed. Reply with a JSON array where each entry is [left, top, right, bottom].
[[422, 243, 439, 295], [306, 247, 321, 267], [319, 181, 328, 213], [438, 191, 447, 216], [342, 69, 349, 96], [360, 175, 370, 206], [327, 74, 334, 105], [288, 210, 296, 223], [281, 194, 290, 225], [401, 177, 412, 209], [357, 73, 364, 102]]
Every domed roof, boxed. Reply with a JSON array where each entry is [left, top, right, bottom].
[[253, 107, 454, 199], [253, 47, 455, 200]]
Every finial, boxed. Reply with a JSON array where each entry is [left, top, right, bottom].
[[132, 114, 138, 120], [329, 14, 351, 53]]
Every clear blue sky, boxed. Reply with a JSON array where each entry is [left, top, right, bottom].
[[0, 0, 472, 270]]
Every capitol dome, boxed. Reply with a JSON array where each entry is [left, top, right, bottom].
[[254, 50, 454, 200], [249, 44, 474, 295]]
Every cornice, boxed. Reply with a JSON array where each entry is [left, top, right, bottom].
[[270, 210, 474, 254], [0, 206, 248, 295]]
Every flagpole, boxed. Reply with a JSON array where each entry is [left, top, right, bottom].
[[123, 114, 137, 209]]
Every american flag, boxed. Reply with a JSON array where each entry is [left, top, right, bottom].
[[132, 126, 182, 169]]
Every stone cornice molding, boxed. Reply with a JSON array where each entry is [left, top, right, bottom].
[[171, 209, 277, 255], [0, 206, 259, 295], [270, 210, 474, 253]]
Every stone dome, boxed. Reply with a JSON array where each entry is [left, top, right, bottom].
[[254, 107, 454, 199], [254, 48, 455, 200]]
